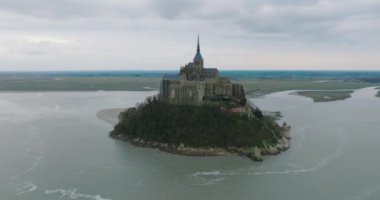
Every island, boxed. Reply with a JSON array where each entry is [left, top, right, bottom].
[[294, 90, 354, 102], [110, 36, 291, 161]]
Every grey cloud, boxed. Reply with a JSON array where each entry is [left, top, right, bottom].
[[0, 0, 100, 19], [0, 0, 378, 41], [150, 0, 200, 19], [0, 0, 379, 70], [0, 36, 71, 56], [0, 0, 150, 20], [232, 0, 380, 42]]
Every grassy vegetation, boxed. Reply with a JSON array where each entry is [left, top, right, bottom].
[[295, 90, 353, 102], [0, 77, 377, 97], [111, 96, 282, 148], [0, 77, 161, 91], [238, 79, 377, 97]]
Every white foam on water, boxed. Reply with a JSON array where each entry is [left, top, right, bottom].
[[10, 160, 39, 180], [190, 126, 348, 178], [251, 127, 348, 176], [191, 176, 226, 186], [314, 80, 331, 83], [11, 147, 45, 180], [190, 153, 336, 179], [192, 170, 221, 176], [16, 180, 38, 195], [191, 170, 228, 186], [191, 169, 242, 179], [250, 148, 341, 176], [45, 188, 111, 200], [202, 177, 226, 186]]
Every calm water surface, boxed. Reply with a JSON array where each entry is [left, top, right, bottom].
[[0, 88, 380, 200]]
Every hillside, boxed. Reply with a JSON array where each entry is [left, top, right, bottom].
[[110, 96, 290, 161]]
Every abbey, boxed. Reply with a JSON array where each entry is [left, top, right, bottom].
[[160, 36, 246, 106]]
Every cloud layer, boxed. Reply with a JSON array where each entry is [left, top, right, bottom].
[[0, 0, 379, 70]]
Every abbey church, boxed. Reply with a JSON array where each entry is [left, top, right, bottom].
[[160, 36, 246, 106]]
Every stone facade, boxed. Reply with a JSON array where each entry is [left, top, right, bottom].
[[160, 36, 245, 106]]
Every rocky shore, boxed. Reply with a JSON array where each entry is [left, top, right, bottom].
[[110, 122, 291, 162]]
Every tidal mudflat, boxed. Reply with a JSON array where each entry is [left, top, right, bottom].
[[293, 90, 354, 102]]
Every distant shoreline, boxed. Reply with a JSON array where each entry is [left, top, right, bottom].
[[0, 76, 378, 98]]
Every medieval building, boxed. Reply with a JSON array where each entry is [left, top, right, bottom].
[[160, 36, 245, 106]]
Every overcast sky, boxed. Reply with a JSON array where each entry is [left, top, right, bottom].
[[0, 0, 379, 71]]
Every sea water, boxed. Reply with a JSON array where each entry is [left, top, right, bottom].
[[0, 88, 380, 200]]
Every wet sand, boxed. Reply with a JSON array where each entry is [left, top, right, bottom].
[[96, 108, 126, 125]]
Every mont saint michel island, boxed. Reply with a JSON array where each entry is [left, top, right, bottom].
[[2, 0, 380, 199], [110, 37, 291, 161]]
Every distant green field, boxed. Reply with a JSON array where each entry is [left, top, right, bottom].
[[0, 77, 378, 98], [295, 90, 353, 102], [0, 77, 161, 91], [239, 79, 377, 97]]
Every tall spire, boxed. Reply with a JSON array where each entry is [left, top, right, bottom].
[[197, 34, 200, 53], [193, 34, 204, 66]]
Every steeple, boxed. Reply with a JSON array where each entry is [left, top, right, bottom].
[[197, 34, 200, 53], [193, 34, 204, 68]]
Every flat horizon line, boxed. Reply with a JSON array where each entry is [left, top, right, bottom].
[[1, 69, 380, 73]]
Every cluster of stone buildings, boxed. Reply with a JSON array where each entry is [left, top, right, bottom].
[[160, 36, 245, 106]]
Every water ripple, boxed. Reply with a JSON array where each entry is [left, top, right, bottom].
[[45, 188, 111, 200]]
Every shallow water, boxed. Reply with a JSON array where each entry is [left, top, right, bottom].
[[0, 88, 380, 200]]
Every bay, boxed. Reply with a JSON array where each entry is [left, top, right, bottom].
[[0, 88, 379, 200]]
